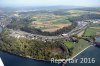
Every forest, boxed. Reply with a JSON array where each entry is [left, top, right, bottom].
[[0, 28, 69, 60]]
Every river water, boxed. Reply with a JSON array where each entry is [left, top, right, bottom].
[[95, 36, 100, 42], [0, 51, 61, 66]]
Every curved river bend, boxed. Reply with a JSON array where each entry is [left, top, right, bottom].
[[0, 27, 100, 66], [0, 51, 61, 66], [0, 44, 100, 66]]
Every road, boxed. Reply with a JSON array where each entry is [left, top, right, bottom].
[[9, 21, 88, 41]]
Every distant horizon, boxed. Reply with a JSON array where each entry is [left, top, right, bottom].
[[0, 5, 100, 8], [0, 0, 100, 7]]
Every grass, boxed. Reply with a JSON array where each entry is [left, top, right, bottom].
[[67, 10, 89, 14], [52, 17, 70, 24], [84, 23, 100, 36], [84, 28, 96, 36], [31, 14, 71, 32], [64, 39, 90, 57], [37, 26, 58, 30], [64, 41, 74, 49], [72, 39, 90, 57], [67, 10, 90, 16]]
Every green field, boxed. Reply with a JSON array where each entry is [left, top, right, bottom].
[[31, 14, 71, 32], [64, 39, 90, 57], [84, 24, 100, 36], [52, 17, 70, 24], [67, 10, 90, 16], [72, 39, 90, 57], [84, 28, 97, 36], [64, 41, 74, 49]]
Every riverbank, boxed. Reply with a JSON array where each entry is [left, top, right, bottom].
[[0, 51, 60, 66], [71, 45, 92, 59], [0, 49, 50, 62], [0, 28, 67, 62], [62, 45, 92, 66], [62, 36, 100, 66], [0, 44, 91, 66], [62, 39, 91, 66], [1, 45, 100, 66]]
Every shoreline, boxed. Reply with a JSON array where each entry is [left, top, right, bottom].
[[0, 44, 92, 66], [71, 45, 92, 59], [0, 49, 50, 62], [62, 45, 92, 66]]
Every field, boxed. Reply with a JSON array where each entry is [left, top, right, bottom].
[[67, 10, 90, 16], [31, 14, 71, 32], [64, 39, 90, 57], [67, 10, 100, 17], [84, 23, 100, 36], [72, 39, 90, 57]]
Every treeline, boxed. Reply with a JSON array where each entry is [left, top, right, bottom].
[[7, 16, 33, 29], [0, 29, 68, 60], [69, 14, 100, 21], [78, 7, 100, 12], [20, 21, 77, 36], [7, 16, 77, 36], [7, 13, 100, 36], [52, 10, 70, 15]]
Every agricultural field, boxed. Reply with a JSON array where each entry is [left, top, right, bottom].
[[67, 10, 90, 16], [84, 23, 100, 36], [67, 10, 100, 17], [31, 14, 71, 32]]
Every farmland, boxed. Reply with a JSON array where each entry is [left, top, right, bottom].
[[31, 14, 71, 32], [84, 22, 100, 36]]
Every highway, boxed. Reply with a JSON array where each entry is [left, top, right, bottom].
[[67, 21, 88, 36]]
